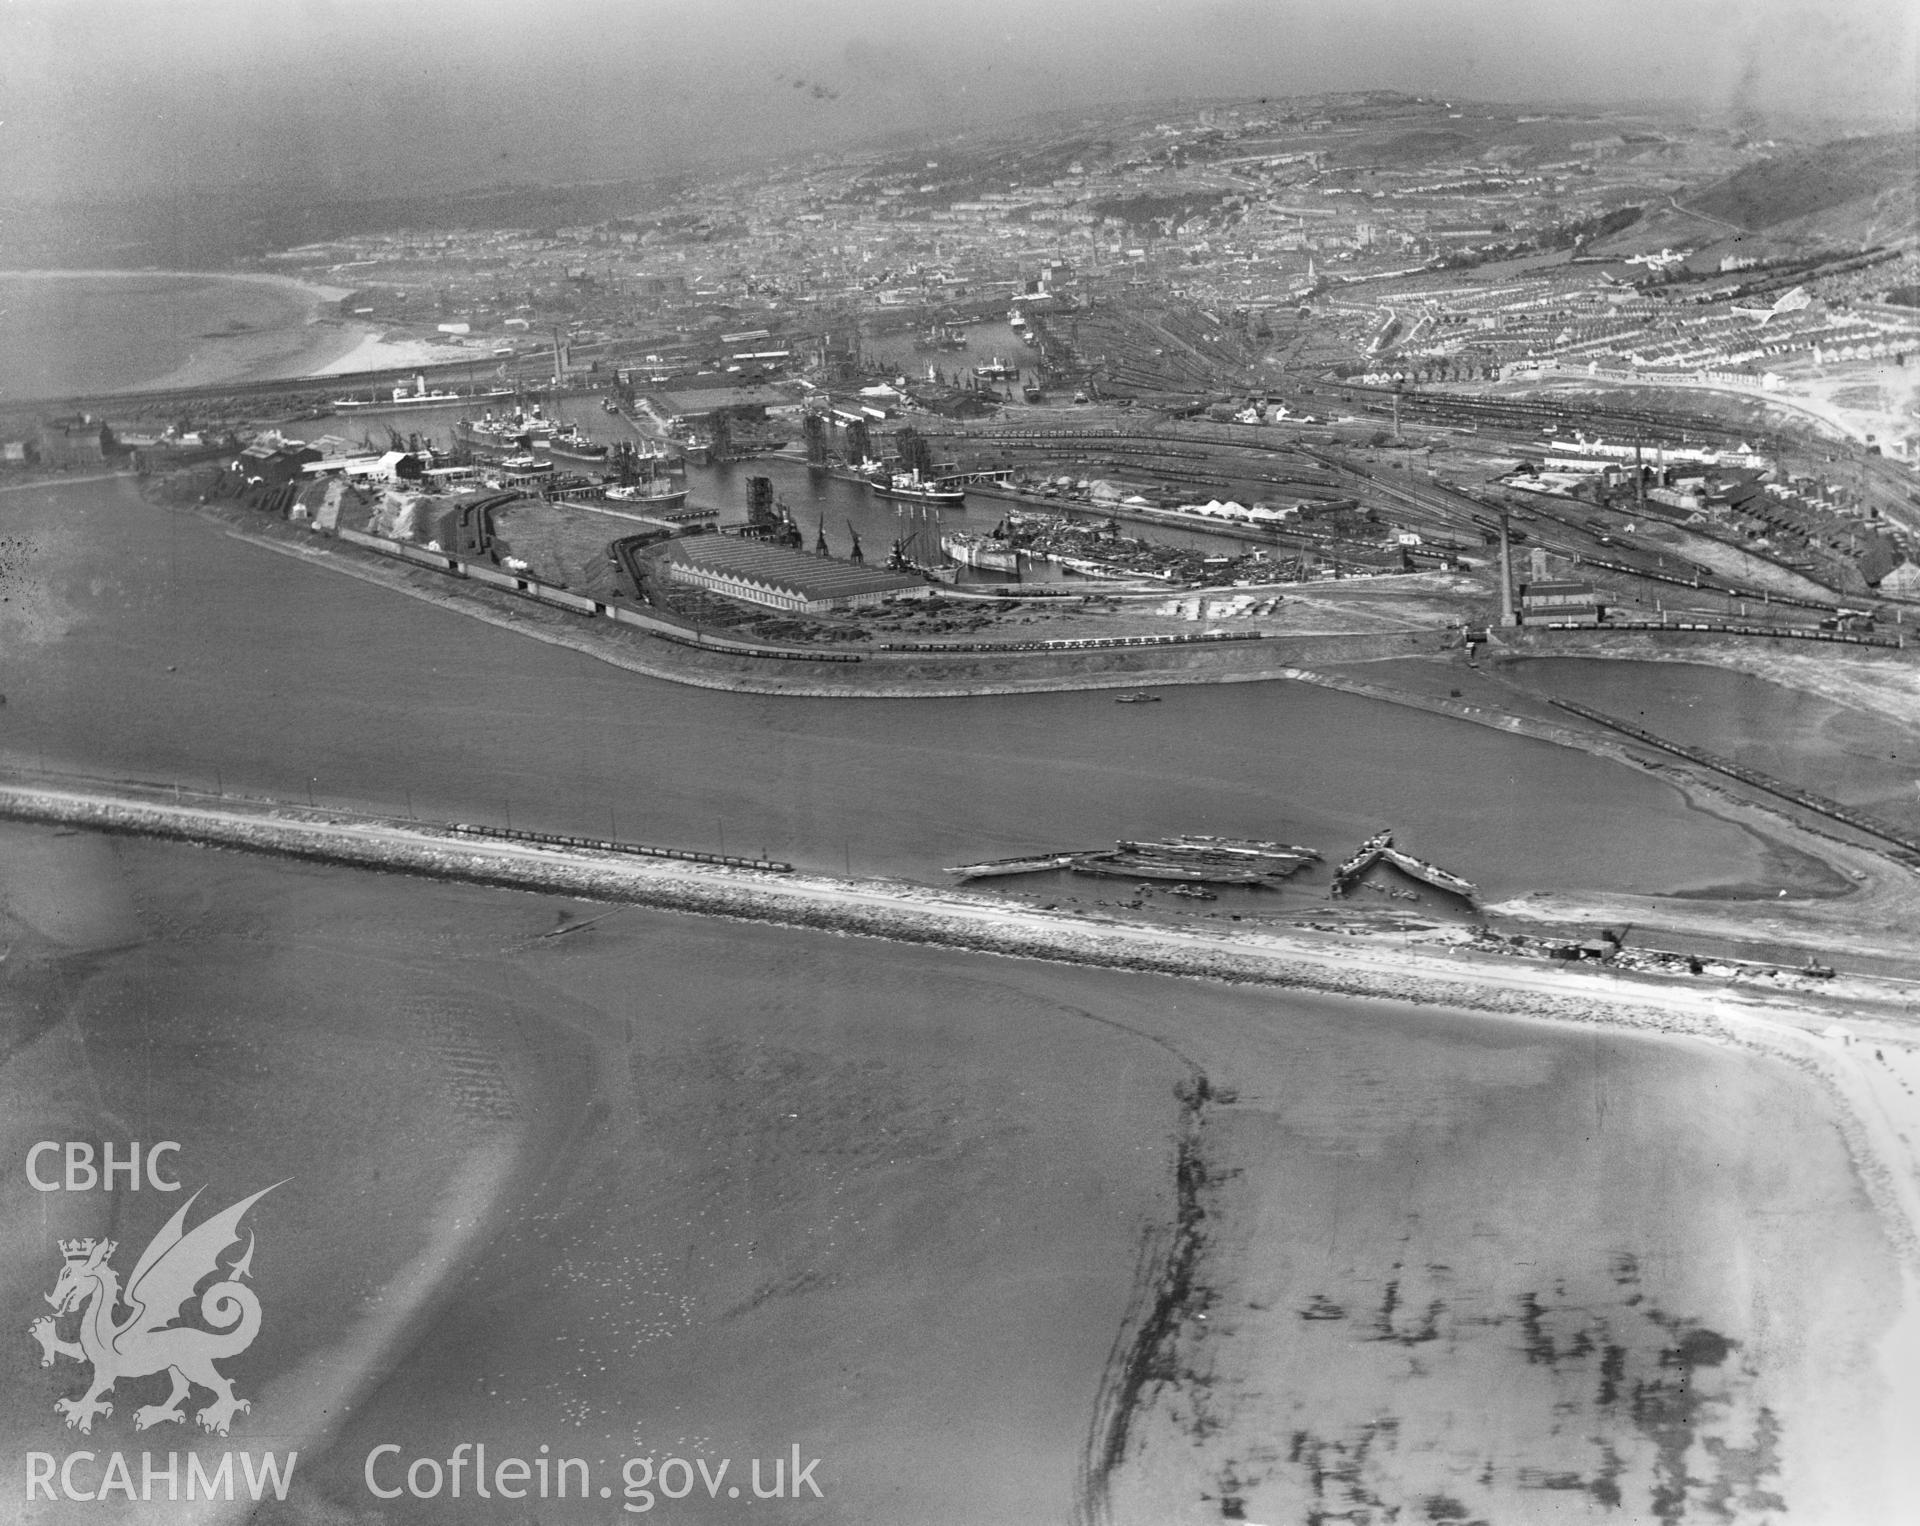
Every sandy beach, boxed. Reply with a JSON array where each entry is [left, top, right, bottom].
[[0, 267, 481, 398], [2, 782, 1917, 1522], [0, 820, 1176, 1524], [309, 332, 494, 378]]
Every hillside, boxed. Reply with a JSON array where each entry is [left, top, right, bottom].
[[1685, 131, 1919, 233]]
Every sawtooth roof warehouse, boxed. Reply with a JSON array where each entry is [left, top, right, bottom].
[[652, 536, 930, 613]]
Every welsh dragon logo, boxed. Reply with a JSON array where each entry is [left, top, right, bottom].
[[29, 1183, 281, 1436]]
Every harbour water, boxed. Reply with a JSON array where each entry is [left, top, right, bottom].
[[0, 466, 1906, 1522], [0, 476, 1817, 901]]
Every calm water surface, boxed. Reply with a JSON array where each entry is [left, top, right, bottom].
[[0, 477, 1800, 899]]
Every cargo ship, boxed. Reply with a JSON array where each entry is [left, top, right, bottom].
[[940, 532, 1023, 573], [603, 478, 691, 512], [914, 323, 969, 351], [542, 423, 611, 465], [865, 467, 964, 508], [601, 442, 690, 511], [334, 374, 513, 412], [457, 407, 556, 454], [973, 357, 1020, 383]]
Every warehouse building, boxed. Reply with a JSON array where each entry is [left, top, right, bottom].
[[1519, 579, 1604, 625], [652, 536, 929, 613]]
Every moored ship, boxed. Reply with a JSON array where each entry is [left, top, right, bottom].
[[335, 374, 513, 412], [457, 406, 556, 455], [542, 422, 611, 465], [940, 531, 1023, 573], [866, 466, 965, 508], [601, 440, 690, 511], [604, 480, 691, 511], [973, 357, 1020, 383]]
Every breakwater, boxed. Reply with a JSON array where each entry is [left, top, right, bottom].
[[0, 778, 1835, 1037]]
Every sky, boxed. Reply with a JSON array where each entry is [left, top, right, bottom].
[[1, 0, 1914, 202]]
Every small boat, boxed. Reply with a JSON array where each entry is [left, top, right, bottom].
[[1113, 692, 1161, 704], [1165, 884, 1216, 901]]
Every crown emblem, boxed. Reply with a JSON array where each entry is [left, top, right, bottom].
[[60, 1239, 110, 1262]]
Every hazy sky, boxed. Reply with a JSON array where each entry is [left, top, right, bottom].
[[2, 0, 1913, 201]]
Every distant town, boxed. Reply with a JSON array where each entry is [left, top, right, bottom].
[[5, 90, 1918, 677], [11, 69, 1920, 1526]]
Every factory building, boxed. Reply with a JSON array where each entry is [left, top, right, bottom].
[[34, 416, 108, 468], [652, 536, 929, 613], [1519, 579, 1603, 625]]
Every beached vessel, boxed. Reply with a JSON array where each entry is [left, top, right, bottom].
[[947, 835, 1316, 886]]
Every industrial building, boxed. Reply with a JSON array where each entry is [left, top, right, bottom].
[[652, 536, 929, 613], [1519, 579, 1604, 624]]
